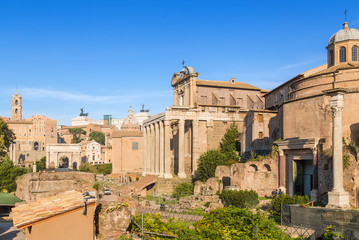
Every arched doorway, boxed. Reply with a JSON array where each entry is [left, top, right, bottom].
[[59, 156, 69, 168], [73, 162, 77, 170]]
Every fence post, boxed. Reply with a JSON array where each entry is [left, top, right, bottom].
[[141, 212, 144, 235], [281, 203, 283, 226]]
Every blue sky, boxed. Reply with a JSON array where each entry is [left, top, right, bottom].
[[0, 0, 358, 125]]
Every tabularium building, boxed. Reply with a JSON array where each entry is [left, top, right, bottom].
[[142, 66, 274, 179], [1, 91, 57, 167], [265, 21, 359, 206]]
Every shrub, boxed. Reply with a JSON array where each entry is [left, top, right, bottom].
[[79, 163, 97, 174], [197, 150, 228, 182], [131, 206, 290, 240], [172, 182, 194, 198], [191, 206, 291, 239], [93, 163, 112, 175], [270, 194, 310, 215], [219, 190, 259, 209], [321, 225, 344, 239]]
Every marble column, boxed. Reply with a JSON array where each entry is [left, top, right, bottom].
[[150, 124, 155, 175], [278, 148, 285, 188], [287, 155, 294, 196], [155, 122, 160, 175], [311, 147, 318, 202], [142, 126, 148, 176], [178, 119, 186, 178], [192, 119, 199, 176], [164, 120, 172, 178], [325, 89, 350, 208], [159, 121, 164, 177], [146, 126, 151, 174]]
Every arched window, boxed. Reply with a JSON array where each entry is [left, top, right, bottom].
[[352, 46, 358, 61], [15, 100, 18, 105], [339, 47, 346, 62], [330, 50, 334, 66]]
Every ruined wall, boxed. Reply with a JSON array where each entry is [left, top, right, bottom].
[[230, 158, 278, 197], [16, 172, 96, 202], [318, 146, 359, 206]]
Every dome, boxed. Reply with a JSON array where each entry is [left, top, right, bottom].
[[328, 22, 359, 45]]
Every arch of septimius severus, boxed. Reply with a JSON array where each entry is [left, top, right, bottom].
[[143, 66, 271, 178]]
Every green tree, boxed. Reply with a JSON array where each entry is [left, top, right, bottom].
[[197, 150, 228, 181], [172, 182, 194, 198], [79, 162, 97, 174], [93, 163, 112, 175], [89, 131, 105, 145], [35, 156, 46, 172], [197, 122, 241, 182], [0, 156, 29, 192], [0, 119, 16, 159], [221, 122, 240, 153], [69, 128, 86, 143], [220, 190, 259, 209]]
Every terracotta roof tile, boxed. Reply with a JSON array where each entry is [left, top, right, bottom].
[[196, 79, 260, 90], [12, 190, 95, 229]]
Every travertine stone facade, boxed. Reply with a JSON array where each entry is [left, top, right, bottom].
[[143, 66, 269, 178], [46, 144, 81, 169]]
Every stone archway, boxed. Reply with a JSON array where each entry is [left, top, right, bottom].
[[59, 156, 69, 168], [46, 144, 81, 170]]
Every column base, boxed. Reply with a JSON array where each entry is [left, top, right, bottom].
[[310, 189, 318, 202], [178, 172, 187, 178], [327, 190, 350, 209], [142, 172, 147, 176], [163, 173, 173, 179]]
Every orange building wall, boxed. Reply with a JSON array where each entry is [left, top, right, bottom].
[[112, 136, 143, 174], [24, 203, 95, 240]]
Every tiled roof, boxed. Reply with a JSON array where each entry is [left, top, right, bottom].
[[12, 190, 95, 229], [310, 62, 359, 76], [111, 130, 142, 138], [196, 79, 260, 90]]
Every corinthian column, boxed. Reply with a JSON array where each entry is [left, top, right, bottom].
[[164, 120, 173, 178], [178, 119, 186, 178], [159, 121, 164, 177], [155, 122, 160, 175], [324, 89, 349, 209], [142, 126, 148, 176], [150, 124, 155, 175]]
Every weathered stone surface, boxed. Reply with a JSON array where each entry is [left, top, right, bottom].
[[215, 166, 231, 181], [118, 197, 139, 216], [194, 181, 205, 195], [16, 172, 96, 202], [97, 202, 131, 239], [205, 177, 220, 195]]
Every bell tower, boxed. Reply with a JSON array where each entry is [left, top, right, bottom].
[[12, 90, 22, 121]]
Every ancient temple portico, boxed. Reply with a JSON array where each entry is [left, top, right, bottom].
[[143, 107, 243, 178]]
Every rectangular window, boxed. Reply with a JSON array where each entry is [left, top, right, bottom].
[[132, 142, 139, 150], [259, 132, 263, 139], [201, 106, 205, 112], [222, 107, 225, 113], [258, 114, 263, 122]]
